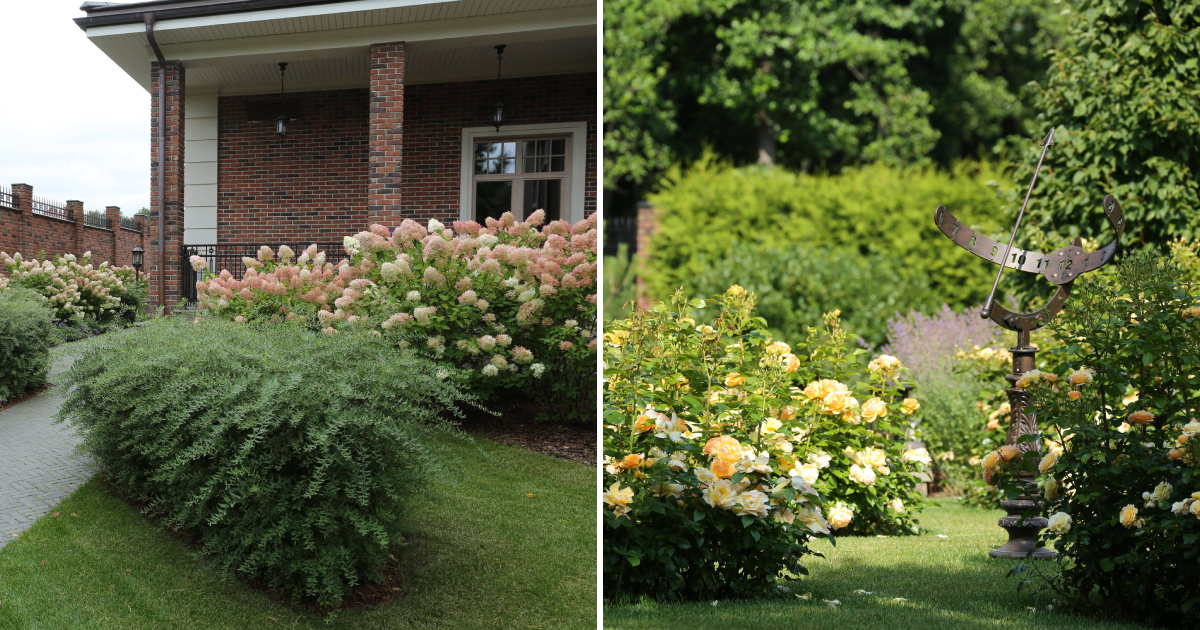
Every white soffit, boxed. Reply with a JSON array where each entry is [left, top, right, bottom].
[[83, 0, 597, 92]]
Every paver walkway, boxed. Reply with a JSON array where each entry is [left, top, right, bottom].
[[0, 350, 94, 549]]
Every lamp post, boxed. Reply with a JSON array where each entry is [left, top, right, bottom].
[[131, 246, 144, 283], [275, 62, 289, 136], [492, 45, 506, 132]]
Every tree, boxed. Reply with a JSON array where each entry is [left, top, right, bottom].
[[999, 0, 1200, 253], [603, 0, 1065, 202]]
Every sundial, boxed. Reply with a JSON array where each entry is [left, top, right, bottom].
[[932, 127, 1125, 559]]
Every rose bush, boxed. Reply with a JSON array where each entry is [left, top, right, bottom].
[[997, 251, 1200, 625], [192, 211, 597, 420], [1, 251, 143, 322], [602, 287, 927, 601]]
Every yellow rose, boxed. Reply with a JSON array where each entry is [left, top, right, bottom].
[[702, 479, 739, 509], [797, 507, 831, 535], [797, 463, 820, 485], [766, 341, 791, 356], [1129, 410, 1155, 426], [981, 450, 1002, 472], [1047, 511, 1071, 534], [783, 354, 801, 372], [888, 498, 905, 513], [861, 397, 888, 423], [1038, 450, 1059, 474], [761, 418, 783, 435], [849, 464, 877, 486], [1069, 369, 1094, 386], [1119, 504, 1141, 528], [703, 435, 743, 464], [901, 398, 920, 415], [827, 504, 854, 530], [726, 285, 747, 298], [711, 460, 736, 479], [604, 330, 630, 346], [822, 390, 851, 415], [1042, 478, 1060, 500], [621, 454, 645, 470], [603, 482, 635, 516], [725, 372, 746, 387], [732, 490, 771, 518]]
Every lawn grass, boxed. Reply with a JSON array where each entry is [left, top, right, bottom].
[[0, 435, 596, 629], [604, 498, 1151, 630]]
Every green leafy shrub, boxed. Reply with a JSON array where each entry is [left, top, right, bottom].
[[603, 288, 928, 601], [998, 251, 1200, 624], [56, 317, 472, 610], [0, 289, 53, 402], [643, 158, 1009, 311], [689, 243, 941, 348]]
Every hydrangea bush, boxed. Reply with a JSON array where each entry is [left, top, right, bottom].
[[1, 251, 142, 322], [193, 211, 597, 418], [997, 251, 1200, 625], [602, 287, 928, 601]]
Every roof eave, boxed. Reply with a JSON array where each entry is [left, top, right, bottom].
[[74, 0, 350, 31]]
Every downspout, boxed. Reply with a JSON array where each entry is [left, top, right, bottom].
[[145, 14, 167, 309]]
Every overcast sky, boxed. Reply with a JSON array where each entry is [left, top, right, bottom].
[[0, 2, 149, 215]]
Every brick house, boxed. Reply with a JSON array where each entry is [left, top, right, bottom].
[[75, 0, 597, 308]]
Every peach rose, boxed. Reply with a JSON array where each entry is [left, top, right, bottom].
[[1068, 390, 1082, 401], [1129, 410, 1156, 426], [621, 454, 645, 470], [711, 460, 736, 479], [1000, 445, 1020, 461], [703, 435, 743, 463]]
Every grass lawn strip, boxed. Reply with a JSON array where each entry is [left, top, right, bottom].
[[604, 498, 1151, 630], [0, 435, 595, 629]]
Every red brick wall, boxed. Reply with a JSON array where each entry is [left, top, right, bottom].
[[212, 72, 596, 244], [23, 214, 76, 260], [217, 88, 370, 244], [0, 207, 19, 255], [404, 72, 598, 219], [0, 192, 143, 269]]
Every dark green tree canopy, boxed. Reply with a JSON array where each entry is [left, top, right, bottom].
[[604, 0, 1065, 194]]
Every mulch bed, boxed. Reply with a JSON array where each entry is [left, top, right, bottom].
[[0, 383, 52, 413], [454, 395, 596, 467]]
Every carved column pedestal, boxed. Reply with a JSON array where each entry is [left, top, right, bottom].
[[989, 338, 1057, 560]]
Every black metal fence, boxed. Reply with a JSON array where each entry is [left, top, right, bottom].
[[604, 215, 637, 258], [84, 210, 109, 229], [119, 215, 143, 232], [31, 196, 67, 221], [0, 186, 13, 210], [182, 243, 350, 304]]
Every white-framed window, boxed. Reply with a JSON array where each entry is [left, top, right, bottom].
[[460, 122, 588, 224]]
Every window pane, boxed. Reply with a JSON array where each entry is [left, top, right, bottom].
[[501, 158, 516, 174], [487, 142, 501, 158], [488, 159, 502, 174], [501, 142, 516, 158], [537, 140, 550, 155], [522, 141, 535, 157], [476, 180, 513, 222], [550, 156, 565, 172], [537, 157, 550, 172], [474, 143, 491, 161], [523, 179, 562, 222], [551, 139, 566, 155], [522, 157, 535, 173], [474, 160, 488, 175]]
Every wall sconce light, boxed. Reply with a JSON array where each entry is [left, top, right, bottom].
[[275, 62, 289, 136], [492, 45, 506, 132]]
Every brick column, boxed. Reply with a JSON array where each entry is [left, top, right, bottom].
[[635, 202, 657, 309], [106, 206, 121, 264], [368, 42, 405, 228], [148, 61, 186, 309], [12, 183, 32, 256], [66, 200, 84, 256]]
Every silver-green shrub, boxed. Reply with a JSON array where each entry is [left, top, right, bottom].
[[56, 317, 472, 609], [0, 288, 53, 402]]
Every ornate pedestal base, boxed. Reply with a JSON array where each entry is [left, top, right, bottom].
[[989, 498, 1058, 559]]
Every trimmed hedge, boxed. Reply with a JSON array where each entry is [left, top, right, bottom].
[[644, 158, 1009, 310], [0, 289, 53, 402], [56, 317, 473, 609]]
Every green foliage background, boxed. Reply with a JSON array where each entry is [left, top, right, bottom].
[[643, 159, 1009, 316], [604, 0, 1066, 193]]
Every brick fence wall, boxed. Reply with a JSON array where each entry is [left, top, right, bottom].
[[0, 183, 147, 268]]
